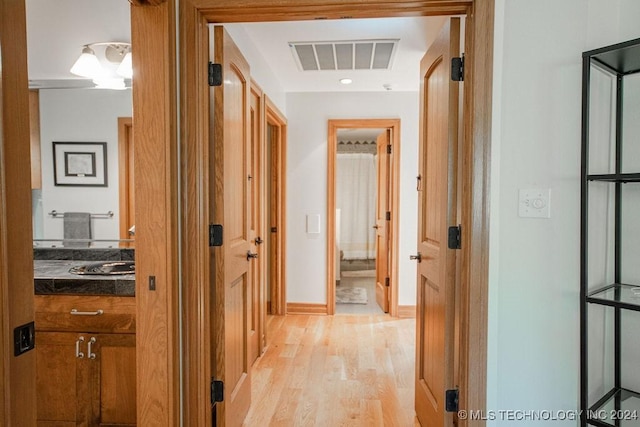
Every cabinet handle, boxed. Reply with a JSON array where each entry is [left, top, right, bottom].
[[87, 337, 97, 360], [70, 309, 104, 316], [75, 336, 85, 359]]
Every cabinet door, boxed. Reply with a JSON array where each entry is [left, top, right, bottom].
[[36, 332, 91, 426], [90, 333, 136, 426]]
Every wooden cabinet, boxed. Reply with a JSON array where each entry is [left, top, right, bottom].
[[34, 296, 136, 426]]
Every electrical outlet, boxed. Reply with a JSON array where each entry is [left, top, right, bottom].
[[14, 321, 35, 356], [519, 189, 551, 218]]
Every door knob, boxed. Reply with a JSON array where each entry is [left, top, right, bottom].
[[409, 253, 422, 263], [255, 237, 263, 245], [372, 225, 379, 229], [247, 251, 259, 260]]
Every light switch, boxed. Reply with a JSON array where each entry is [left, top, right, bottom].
[[306, 214, 321, 234], [518, 189, 551, 218]]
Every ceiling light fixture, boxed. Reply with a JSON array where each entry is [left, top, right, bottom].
[[70, 45, 102, 78], [70, 42, 132, 89], [340, 78, 353, 85], [116, 51, 133, 79]]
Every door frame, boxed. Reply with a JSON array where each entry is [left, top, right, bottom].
[[264, 96, 287, 316], [118, 117, 134, 246], [249, 78, 267, 360], [174, 1, 492, 426], [0, 0, 37, 423], [0, 0, 492, 425], [327, 119, 400, 316]]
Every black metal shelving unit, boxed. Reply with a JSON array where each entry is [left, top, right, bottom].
[[581, 38, 640, 427]]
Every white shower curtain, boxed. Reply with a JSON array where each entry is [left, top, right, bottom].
[[336, 153, 377, 260]]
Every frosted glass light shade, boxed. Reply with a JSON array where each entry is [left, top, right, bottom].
[[116, 51, 132, 79], [70, 46, 101, 78]]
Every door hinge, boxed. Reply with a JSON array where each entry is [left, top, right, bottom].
[[445, 388, 459, 412], [387, 144, 392, 154], [211, 379, 224, 405], [386, 211, 391, 221], [451, 54, 464, 82], [208, 62, 222, 86], [448, 225, 461, 250], [385, 277, 390, 287], [209, 224, 223, 247]]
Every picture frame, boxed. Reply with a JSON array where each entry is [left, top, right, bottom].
[[53, 141, 108, 187]]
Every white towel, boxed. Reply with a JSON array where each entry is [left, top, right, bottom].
[[63, 212, 92, 248]]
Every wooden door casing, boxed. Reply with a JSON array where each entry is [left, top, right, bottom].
[[375, 130, 391, 313], [138, 0, 493, 424], [415, 18, 461, 427], [118, 117, 135, 247], [211, 25, 252, 427], [327, 119, 400, 316], [248, 83, 264, 364], [265, 98, 288, 316]]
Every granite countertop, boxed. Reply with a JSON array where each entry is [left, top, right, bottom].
[[34, 260, 135, 297]]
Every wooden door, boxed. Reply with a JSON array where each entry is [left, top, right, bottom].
[[375, 130, 391, 312], [414, 18, 461, 427], [248, 85, 263, 364], [92, 333, 137, 426], [36, 332, 87, 426], [211, 25, 252, 427]]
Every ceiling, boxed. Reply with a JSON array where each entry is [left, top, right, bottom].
[[26, 0, 445, 92]]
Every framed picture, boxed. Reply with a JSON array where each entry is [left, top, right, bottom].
[[53, 141, 108, 187]]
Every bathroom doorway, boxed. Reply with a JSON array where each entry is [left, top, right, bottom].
[[327, 119, 400, 316]]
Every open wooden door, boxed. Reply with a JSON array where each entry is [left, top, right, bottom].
[[414, 18, 461, 427], [374, 130, 391, 313], [211, 26, 252, 427]]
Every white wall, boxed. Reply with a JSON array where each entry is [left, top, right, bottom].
[[286, 91, 419, 306], [39, 88, 132, 244], [488, 0, 640, 424], [223, 24, 287, 113]]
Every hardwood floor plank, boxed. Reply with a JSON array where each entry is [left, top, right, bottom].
[[243, 314, 416, 426]]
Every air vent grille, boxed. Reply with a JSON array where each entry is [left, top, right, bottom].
[[289, 39, 399, 71]]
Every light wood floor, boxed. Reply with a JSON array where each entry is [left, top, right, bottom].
[[243, 314, 420, 426]]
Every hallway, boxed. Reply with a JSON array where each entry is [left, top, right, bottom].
[[242, 314, 418, 426]]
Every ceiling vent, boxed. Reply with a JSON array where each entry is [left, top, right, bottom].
[[289, 39, 399, 71]]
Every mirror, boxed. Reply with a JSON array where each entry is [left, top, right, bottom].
[[26, 0, 133, 248], [31, 89, 133, 247]]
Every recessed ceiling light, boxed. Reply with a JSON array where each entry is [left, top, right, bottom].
[[340, 78, 353, 85]]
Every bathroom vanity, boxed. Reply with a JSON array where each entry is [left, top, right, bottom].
[[33, 248, 136, 426]]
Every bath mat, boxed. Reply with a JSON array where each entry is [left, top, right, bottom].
[[336, 287, 368, 304]]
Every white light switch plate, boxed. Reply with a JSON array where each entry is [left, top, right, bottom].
[[519, 189, 551, 218]]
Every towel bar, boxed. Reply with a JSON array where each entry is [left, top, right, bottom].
[[48, 210, 114, 218]]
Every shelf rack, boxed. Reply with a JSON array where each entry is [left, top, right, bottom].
[[581, 37, 640, 427]]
